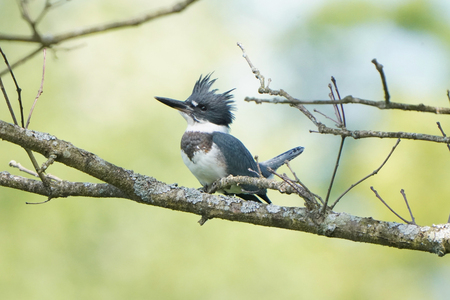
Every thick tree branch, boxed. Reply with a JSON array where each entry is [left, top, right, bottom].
[[1, 119, 450, 256]]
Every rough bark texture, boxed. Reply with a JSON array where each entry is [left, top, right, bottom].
[[1, 119, 450, 256]]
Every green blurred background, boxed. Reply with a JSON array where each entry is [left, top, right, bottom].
[[1, 0, 450, 299]]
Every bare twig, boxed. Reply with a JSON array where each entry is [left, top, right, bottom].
[[1, 48, 53, 193], [35, 0, 70, 25], [237, 43, 321, 130], [268, 169, 320, 210], [25, 48, 47, 128], [313, 108, 339, 124], [436, 122, 450, 152], [331, 76, 346, 127], [50, 0, 200, 43], [305, 124, 450, 144], [400, 189, 416, 225], [331, 138, 401, 209], [26, 197, 52, 205], [372, 58, 390, 104], [370, 186, 412, 224], [328, 84, 342, 126], [24, 149, 52, 191], [0, 47, 23, 126], [40, 154, 57, 173], [253, 155, 263, 178], [322, 136, 346, 213], [0, 76, 18, 125], [237, 42, 267, 91], [7, 0, 199, 44], [9, 160, 38, 177], [0, 46, 45, 77], [245, 95, 450, 115], [316, 78, 350, 212], [285, 161, 324, 205], [9, 159, 62, 181], [19, 0, 39, 37], [198, 215, 211, 226], [0, 0, 200, 75]]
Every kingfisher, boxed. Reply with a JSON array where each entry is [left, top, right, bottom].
[[155, 74, 304, 204]]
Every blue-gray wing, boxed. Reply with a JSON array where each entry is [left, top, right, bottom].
[[211, 132, 271, 203], [211, 132, 259, 178]]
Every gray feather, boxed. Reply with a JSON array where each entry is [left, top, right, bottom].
[[259, 146, 304, 178]]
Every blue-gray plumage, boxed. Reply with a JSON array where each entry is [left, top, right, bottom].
[[259, 147, 304, 179], [155, 74, 304, 204]]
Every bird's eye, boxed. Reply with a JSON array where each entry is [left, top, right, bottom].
[[199, 105, 207, 111]]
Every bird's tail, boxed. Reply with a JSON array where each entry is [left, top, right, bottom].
[[259, 146, 304, 178]]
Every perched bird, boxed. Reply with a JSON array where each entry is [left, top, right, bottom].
[[155, 74, 304, 203]]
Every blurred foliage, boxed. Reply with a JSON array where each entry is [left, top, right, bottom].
[[1, 0, 450, 299]]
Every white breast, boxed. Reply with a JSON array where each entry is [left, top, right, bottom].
[[181, 143, 227, 187]]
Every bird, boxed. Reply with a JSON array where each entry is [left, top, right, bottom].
[[155, 74, 304, 204]]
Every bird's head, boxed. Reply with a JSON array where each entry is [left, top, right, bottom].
[[155, 74, 235, 132]]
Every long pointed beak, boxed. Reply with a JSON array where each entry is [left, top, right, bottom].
[[154, 96, 191, 114]]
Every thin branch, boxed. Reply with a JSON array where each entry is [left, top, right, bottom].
[[331, 138, 401, 209], [237, 42, 265, 88], [322, 136, 346, 213], [26, 197, 52, 205], [26, 48, 46, 128], [1, 0, 199, 45], [1, 48, 52, 194], [331, 76, 346, 127], [285, 161, 323, 205], [313, 108, 339, 124], [40, 153, 57, 173], [0, 0, 200, 75], [0, 46, 18, 125], [0, 46, 45, 77], [436, 122, 450, 152], [0, 76, 18, 125], [9, 159, 62, 181], [9, 160, 38, 177], [268, 169, 320, 210], [328, 85, 342, 126], [0, 47, 23, 126], [237, 43, 322, 129], [245, 96, 450, 115], [253, 155, 263, 177], [400, 189, 416, 225], [307, 124, 450, 144], [372, 58, 390, 104], [35, 0, 70, 25], [24, 148, 52, 192], [370, 186, 412, 224], [19, 0, 39, 38], [317, 78, 345, 126], [51, 0, 200, 43]]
